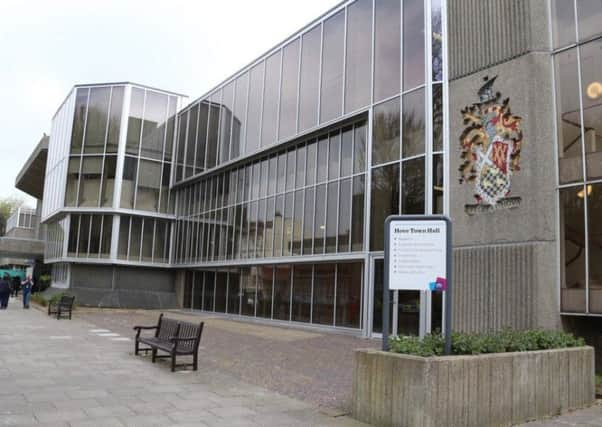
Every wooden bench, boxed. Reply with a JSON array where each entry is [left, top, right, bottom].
[[133, 313, 204, 372], [48, 295, 75, 320]]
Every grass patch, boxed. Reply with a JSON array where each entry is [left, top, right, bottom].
[[389, 329, 586, 357]]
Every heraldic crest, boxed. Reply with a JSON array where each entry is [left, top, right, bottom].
[[459, 76, 524, 212]]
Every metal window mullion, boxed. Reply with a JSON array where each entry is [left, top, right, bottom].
[[441, 0, 450, 218], [370, 0, 376, 105], [133, 90, 148, 209], [364, 108, 373, 253], [425, 0, 433, 216]]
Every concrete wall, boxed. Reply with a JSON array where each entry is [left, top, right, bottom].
[[352, 347, 595, 427], [448, 0, 560, 331], [68, 264, 177, 309]]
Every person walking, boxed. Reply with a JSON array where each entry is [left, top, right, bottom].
[[21, 276, 33, 309], [11, 275, 21, 298], [0, 274, 11, 309]]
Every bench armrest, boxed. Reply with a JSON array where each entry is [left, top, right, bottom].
[[172, 337, 198, 342], [133, 325, 158, 331]]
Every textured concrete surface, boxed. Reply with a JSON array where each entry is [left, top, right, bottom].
[[76, 308, 378, 411], [352, 348, 595, 427], [0, 298, 367, 426]]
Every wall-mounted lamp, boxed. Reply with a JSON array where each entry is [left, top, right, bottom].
[[577, 185, 593, 199], [586, 82, 602, 100]]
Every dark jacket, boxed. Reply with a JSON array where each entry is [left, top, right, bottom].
[[0, 279, 10, 296], [21, 280, 33, 294]]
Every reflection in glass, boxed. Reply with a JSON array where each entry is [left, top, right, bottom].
[[314, 184, 326, 254], [106, 87, 124, 153], [141, 218, 154, 262], [233, 73, 248, 159], [120, 156, 138, 209], [345, 0, 372, 113], [403, 0, 425, 91], [215, 272, 228, 313], [286, 150, 296, 191], [341, 127, 353, 177], [554, 49, 583, 183], [283, 193, 294, 256], [317, 136, 329, 182], [246, 62, 265, 154], [262, 51, 281, 148], [560, 187, 586, 312], [374, 0, 400, 102], [351, 175, 365, 251], [292, 264, 312, 322], [129, 217, 142, 261], [100, 216, 112, 258], [402, 88, 426, 158], [100, 156, 116, 207], [78, 157, 102, 207], [206, 98, 220, 169], [295, 144, 306, 188], [274, 195, 284, 257], [303, 187, 314, 255], [71, 88, 88, 154], [220, 82, 234, 164], [277, 152, 286, 193], [432, 84, 443, 152], [228, 271, 241, 314], [204, 272, 215, 312], [432, 0, 443, 81], [328, 131, 341, 180], [117, 216, 129, 260], [126, 88, 145, 155], [338, 178, 351, 252], [257, 267, 273, 318], [293, 190, 304, 255], [433, 154, 444, 214], [321, 10, 345, 123], [65, 157, 81, 206], [588, 184, 602, 312], [141, 91, 168, 160], [312, 264, 334, 325], [299, 25, 321, 131], [279, 39, 300, 140], [552, 0, 576, 48], [336, 263, 362, 328], [89, 215, 102, 257], [185, 104, 198, 179], [370, 163, 399, 251], [265, 197, 275, 257], [306, 141, 317, 185], [83, 87, 110, 154], [402, 157, 425, 214], [577, 0, 602, 42], [273, 265, 291, 320], [77, 215, 91, 257], [354, 121, 367, 173], [580, 40, 602, 180], [136, 160, 161, 211], [372, 97, 400, 166], [241, 268, 255, 316], [326, 182, 338, 254]]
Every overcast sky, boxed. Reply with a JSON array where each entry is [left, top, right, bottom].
[[0, 0, 341, 206]]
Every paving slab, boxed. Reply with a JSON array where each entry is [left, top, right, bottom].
[[0, 298, 365, 426]]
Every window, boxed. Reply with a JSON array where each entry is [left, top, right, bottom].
[[320, 10, 345, 123], [246, 62, 265, 155], [372, 97, 400, 166], [403, 0, 425, 91], [374, 0, 401, 102], [279, 39, 300, 140], [262, 51, 281, 148], [370, 163, 400, 251], [345, 0, 372, 113], [83, 87, 110, 154], [299, 25, 321, 132]]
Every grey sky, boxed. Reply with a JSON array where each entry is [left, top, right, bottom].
[[0, 0, 341, 207]]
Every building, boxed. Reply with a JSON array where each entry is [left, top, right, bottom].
[[16, 0, 602, 350]]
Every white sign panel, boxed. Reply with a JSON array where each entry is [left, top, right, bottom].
[[388, 220, 447, 290]]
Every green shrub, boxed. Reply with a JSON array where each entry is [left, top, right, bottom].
[[30, 293, 48, 307], [389, 328, 585, 357]]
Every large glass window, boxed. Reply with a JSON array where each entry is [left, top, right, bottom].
[[336, 263, 362, 328], [273, 264, 291, 320], [374, 0, 401, 102], [100, 156, 116, 207], [320, 10, 345, 123], [403, 0, 425, 91], [402, 157, 425, 214], [83, 87, 111, 154], [120, 156, 138, 209], [345, 0, 372, 113], [560, 187, 586, 312], [140, 91, 168, 160], [126, 88, 145, 155], [312, 264, 334, 325], [279, 39, 300, 140], [71, 89, 88, 154], [292, 264, 312, 322], [78, 157, 102, 207], [577, 0, 602, 41], [580, 40, 602, 180], [262, 51, 282, 148], [370, 163, 400, 251], [372, 97, 401, 166], [299, 25, 321, 132], [246, 62, 265, 155], [402, 88, 426, 158], [256, 267, 273, 318], [233, 73, 249, 158], [135, 160, 161, 211]]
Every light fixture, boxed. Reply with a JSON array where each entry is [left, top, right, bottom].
[[577, 185, 593, 199], [586, 82, 602, 100], [319, 225, 325, 230]]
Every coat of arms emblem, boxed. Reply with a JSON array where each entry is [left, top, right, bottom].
[[459, 76, 524, 213]]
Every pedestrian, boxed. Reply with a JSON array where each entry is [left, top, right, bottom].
[[11, 275, 20, 298], [0, 274, 11, 309], [21, 276, 33, 309]]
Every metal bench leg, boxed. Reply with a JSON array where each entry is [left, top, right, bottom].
[[135, 340, 139, 356], [193, 352, 198, 371], [171, 353, 176, 372], [151, 349, 157, 363]]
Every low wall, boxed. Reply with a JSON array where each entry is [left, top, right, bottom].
[[352, 347, 595, 427]]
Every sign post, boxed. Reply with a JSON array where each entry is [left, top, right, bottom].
[[382, 215, 453, 355]]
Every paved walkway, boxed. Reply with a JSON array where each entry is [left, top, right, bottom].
[[0, 298, 366, 427]]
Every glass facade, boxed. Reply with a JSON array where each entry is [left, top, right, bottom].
[[552, 1, 602, 314], [182, 262, 362, 329]]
